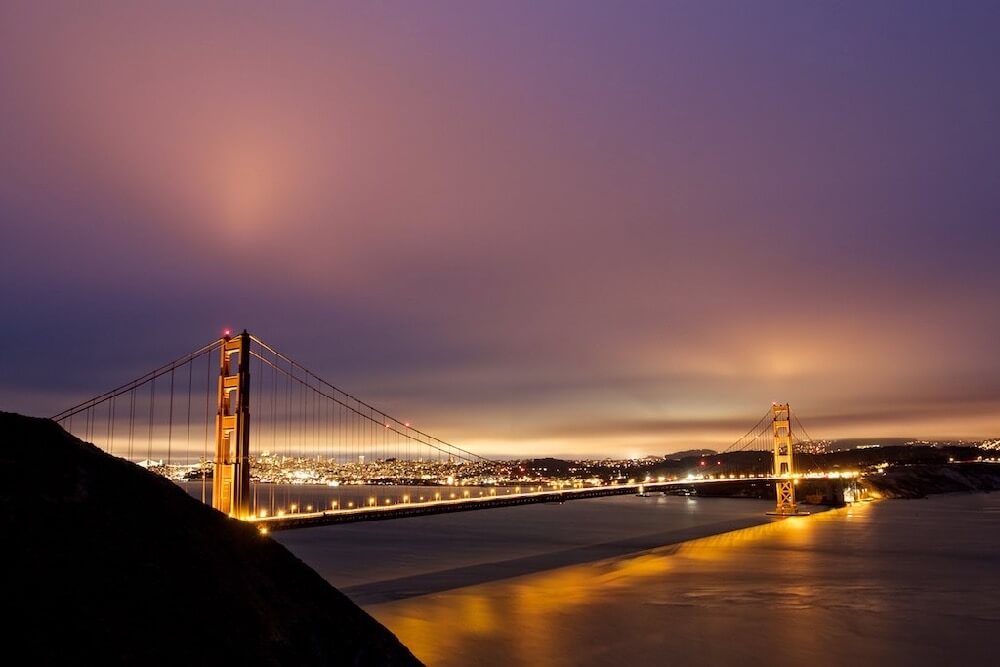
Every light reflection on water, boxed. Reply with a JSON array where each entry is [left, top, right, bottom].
[[277, 494, 775, 595], [367, 495, 999, 667]]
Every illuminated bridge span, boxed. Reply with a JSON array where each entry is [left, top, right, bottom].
[[53, 330, 839, 529]]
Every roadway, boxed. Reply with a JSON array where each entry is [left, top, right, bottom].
[[248, 476, 791, 531]]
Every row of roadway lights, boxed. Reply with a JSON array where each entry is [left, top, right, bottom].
[[254, 485, 560, 520], [255, 478, 683, 521], [252, 473, 778, 520], [253, 476, 723, 522], [255, 471, 859, 521], [253, 479, 670, 532]]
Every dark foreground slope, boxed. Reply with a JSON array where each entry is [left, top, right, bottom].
[[0, 412, 421, 666]]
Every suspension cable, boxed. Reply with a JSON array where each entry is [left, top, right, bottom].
[[250, 335, 492, 462], [721, 409, 774, 453], [249, 349, 489, 463], [52, 338, 223, 421]]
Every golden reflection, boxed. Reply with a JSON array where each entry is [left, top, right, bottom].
[[459, 595, 498, 635], [380, 609, 437, 661], [369, 502, 880, 666]]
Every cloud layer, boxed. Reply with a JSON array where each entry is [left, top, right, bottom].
[[2, 2, 998, 455]]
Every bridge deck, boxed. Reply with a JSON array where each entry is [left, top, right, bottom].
[[249, 477, 784, 531]]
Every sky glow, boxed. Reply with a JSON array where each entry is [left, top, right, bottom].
[[2, 2, 998, 456]]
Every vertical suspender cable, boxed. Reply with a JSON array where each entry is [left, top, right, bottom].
[[128, 389, 136, 461], [167, 367, 174, 469], [270, 353, 277, 516], [186, 358, 192, 466], [109, 395, 116, 456], [203, 352, 211, 504], [147, 377, 155, 466]]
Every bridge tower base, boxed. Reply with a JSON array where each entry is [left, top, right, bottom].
[[212, 330, 252, 519]]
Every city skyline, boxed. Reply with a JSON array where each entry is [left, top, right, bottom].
[[2, 2, 999, 457]]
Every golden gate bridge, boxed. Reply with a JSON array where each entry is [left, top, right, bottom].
[[52, 330, 849, 530]]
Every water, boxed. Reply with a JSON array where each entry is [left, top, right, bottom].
[[277, 493, 1000, 666], [276, 494, 774, 600]]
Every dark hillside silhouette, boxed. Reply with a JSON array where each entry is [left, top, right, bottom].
[[0, 412, 421, 666]]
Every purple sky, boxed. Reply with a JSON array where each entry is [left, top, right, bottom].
[[2, 1, 998, 456]]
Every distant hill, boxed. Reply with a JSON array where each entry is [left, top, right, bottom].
[[523, 457, 576, 473], [824, 437, 921, 450], [824, 438, 995, 451], [666, 449, 717, 459], [0, 412, 421, 666]]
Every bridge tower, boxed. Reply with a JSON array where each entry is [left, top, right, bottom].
[[213, 330, 252, 519], [770, 403, 797, 515]]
